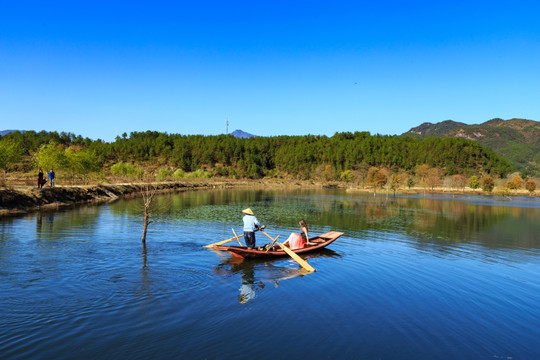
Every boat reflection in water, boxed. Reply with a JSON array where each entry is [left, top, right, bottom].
[[213, 249, 341, 303]]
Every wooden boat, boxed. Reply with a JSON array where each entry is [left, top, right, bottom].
[[213, 231, 344, 259]]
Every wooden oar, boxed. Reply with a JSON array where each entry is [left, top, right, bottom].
[[260, 230, 315, 272], [265, 234, 281, 253], [231, 228, 243, 246], [276, 241, 316, 272], [203, 233, 245, 248], [203, 228, 260, 248]]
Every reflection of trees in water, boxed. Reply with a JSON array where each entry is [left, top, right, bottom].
[[34, 206, 101, 240], [283, 195, 540, 250], [112, 189, 540, 251], [111, 189, 263, 215], [357, 197, 540, 250]]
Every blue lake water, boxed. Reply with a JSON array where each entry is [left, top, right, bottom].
[[1, 189, 540, 359]]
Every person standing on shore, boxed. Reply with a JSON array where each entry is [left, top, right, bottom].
[[242, 208, 265, 249], [37, 169, 45, 188], [48, 169, 55, 187]]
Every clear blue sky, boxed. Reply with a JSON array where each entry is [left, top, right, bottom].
[[1, 1, 539, 141]]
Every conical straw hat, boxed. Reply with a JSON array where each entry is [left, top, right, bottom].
[[242, 208, 254, 215]]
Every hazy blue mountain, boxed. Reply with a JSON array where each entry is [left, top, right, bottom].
[[230, 129, 256, 138]]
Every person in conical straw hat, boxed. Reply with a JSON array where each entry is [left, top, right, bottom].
[[242, 208, 265, 249]]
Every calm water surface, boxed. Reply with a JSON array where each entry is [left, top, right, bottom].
[[1, 189, 540, 359]]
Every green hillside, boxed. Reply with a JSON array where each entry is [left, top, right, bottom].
[[403, 118, 540, 176], [405, 120, 467, 138]]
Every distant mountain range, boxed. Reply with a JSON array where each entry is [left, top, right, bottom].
[[403, 118, 540, 175], [230, 129, 256, 138]]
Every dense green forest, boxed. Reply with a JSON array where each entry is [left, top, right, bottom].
[[0, 130, 514, 183]]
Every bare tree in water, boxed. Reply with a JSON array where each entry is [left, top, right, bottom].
[[141, 184, 157, 246]]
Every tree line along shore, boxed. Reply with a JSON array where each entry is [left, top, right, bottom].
[[0, 130, 538, 215]]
